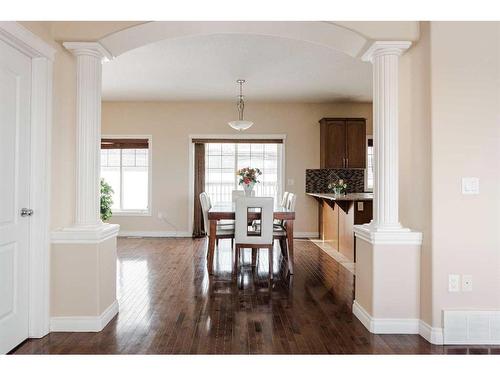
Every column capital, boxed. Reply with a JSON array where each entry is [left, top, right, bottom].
[[63, 42, 113, 62], [362, 41, 412, 62]]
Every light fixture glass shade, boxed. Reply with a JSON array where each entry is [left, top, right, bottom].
[[228, 120, 253, 131]]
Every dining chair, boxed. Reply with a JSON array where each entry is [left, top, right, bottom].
[[280, 191, 290, 208], [274, 192, 296, 260], [200, 192, 234, 254], [286, 192, 297, 212], [234, 197, 275, 279], [232, 190, 245, 202], [274, 191, 289, 228]]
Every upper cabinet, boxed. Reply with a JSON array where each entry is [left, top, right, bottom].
[[319, 118, 366, 169]]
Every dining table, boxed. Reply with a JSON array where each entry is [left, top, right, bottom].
[[207, 203, 296, 275]]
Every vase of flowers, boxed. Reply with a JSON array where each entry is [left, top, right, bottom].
[[328, 179, 347, 195], [237, 167, 262, 196]]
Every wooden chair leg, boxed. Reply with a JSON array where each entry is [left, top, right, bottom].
[[268, 247, 273, 280], [233, 246, 239, 275], [279, 238, 288, 259]]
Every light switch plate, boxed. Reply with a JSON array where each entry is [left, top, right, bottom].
[[357, 202, 364, 211], [287, 178, 294, 186], [449, 274, 461, 292], [462, 177, 480, 195], [462, 274, 473, 292]]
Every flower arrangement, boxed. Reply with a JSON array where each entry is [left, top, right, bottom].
[[237, 167, 262, 186], [328, 179, 347, 195]]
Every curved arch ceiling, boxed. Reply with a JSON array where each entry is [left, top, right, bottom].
[[101, 22, 373, 102], [99, 21, 369, 58]]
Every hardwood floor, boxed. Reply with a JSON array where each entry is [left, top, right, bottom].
[[12, 237, 500, 354]]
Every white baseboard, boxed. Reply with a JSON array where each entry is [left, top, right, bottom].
[[294, 232, 319, 239], [353, 300, 443, 344], [50, 300, 119, 332], [353, 300, 419, 334], [119, 230, 317, 239], [419, 319, 444, 345], [119, 230, 192, 238]]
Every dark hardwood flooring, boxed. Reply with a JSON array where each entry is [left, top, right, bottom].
[[12, 237, 500, 354]]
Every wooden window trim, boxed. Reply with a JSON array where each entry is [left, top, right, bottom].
[[192, 138, 283, 144], [101, 138, 149, 149]]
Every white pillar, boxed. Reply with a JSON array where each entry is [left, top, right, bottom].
[[352, 42, 423, 337], [63, 42, 112, 227], [363, 41, 411, 232]]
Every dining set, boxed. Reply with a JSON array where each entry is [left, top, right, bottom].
[[200, 191, 297, 279]]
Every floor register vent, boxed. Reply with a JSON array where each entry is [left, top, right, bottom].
[[444, 310, 500, 345]]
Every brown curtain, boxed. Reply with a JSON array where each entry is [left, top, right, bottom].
[[192, 143, 206, 237], [192, 138, 283, 144], [101, 138, 149, 149]]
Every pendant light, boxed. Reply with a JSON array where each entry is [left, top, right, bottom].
[[228, 79, 253, 131]]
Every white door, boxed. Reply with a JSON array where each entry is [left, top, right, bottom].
[[0, 39, 32, 354]]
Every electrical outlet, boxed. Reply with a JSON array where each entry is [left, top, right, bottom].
[[462, 274, 473, 292], [287, 178, 295, 186], [449, 274, 460, 292]]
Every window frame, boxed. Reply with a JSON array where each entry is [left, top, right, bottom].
[[188, 134, 287, 236], [365, 135, 374, 192], [101, 134, 153, 217], [204, 141, 283, 205]]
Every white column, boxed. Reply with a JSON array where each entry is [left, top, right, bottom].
[[363, 41, 411, 232], [63, 42, 112, 228]]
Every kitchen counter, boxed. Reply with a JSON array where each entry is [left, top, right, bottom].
[[307, 192, 373, 201], [308, 192, 373, 263]]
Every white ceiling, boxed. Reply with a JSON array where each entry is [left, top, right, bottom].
[[102, 33, 372, 102]]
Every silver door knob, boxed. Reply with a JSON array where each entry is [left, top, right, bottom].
[[20, 208, 34, 217]]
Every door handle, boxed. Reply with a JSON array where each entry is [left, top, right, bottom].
[[20, 208, 34, 217]]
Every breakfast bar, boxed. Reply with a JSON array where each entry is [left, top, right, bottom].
[[307, 192, 373, 262]]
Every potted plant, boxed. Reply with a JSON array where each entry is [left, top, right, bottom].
[[236, 167, 262, 196], [328, 179, 348, 195], [100, 178, 114, 221]]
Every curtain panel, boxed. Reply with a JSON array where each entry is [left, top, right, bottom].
[[192, 142, 206, 237]]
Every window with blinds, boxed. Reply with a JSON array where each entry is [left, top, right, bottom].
[[204, 142, 282, 205], [100, 137, 151, 215]]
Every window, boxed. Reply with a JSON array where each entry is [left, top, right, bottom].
[[366, 136, 374, 191], [205, 142, 283, 205], [100, 137, 151, 215]]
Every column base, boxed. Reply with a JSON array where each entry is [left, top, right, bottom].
[[353, 223, 422, 335], [51, 223, 120, 244], [50, 223, 120, 332], [354, 223, 422, 245]]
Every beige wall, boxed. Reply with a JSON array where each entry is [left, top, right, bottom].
[[429, 22, 500, 327], [400, 21, 500, 329], [399, 22, 433, 325], [102, 101, 373, 235]]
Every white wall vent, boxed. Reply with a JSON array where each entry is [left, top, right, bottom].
[[444, 310, 500, 344]]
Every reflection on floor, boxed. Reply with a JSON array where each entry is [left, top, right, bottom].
[[12, 237, 500, 354], [309, 239, 356, 274]]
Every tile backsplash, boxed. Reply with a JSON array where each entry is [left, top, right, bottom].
[[305, 168, 365, 193]]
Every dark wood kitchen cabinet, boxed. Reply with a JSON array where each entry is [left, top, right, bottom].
[[319, 118, 366, 169]]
